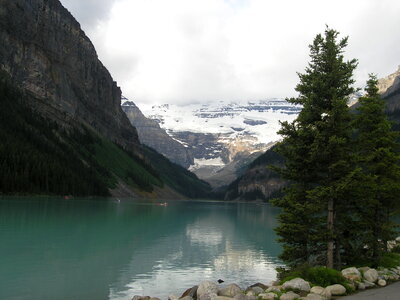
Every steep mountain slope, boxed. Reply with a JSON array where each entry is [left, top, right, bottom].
[[122, 100, 194, 168], [0, 0, 139, 150], [0, 0, 211, 198], [225, 67, 400, 201]]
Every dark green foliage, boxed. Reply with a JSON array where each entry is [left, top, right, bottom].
[[377, 253, 400, 268], [349, 75, 400, 265], [273, 27, 358, 268], [0, 73, 111, 196], [142, 146, 212, 198]]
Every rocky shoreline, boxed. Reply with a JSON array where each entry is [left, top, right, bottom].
[[131, 238, 400, 300]]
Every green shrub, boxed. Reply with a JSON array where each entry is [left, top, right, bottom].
[[278, 265, 349, 288], [378, 253, 400, 268]]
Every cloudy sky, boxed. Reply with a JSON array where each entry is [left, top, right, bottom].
[[60, 0, 400, 106]]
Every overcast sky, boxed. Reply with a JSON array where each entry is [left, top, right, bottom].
[[61, 0, 400, 106]]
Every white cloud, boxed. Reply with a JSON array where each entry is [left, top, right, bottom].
[[60, 0, 400, 105]]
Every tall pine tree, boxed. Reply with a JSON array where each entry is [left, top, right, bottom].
[[273, 27, 357, 268], [352, 75, 400, 265]]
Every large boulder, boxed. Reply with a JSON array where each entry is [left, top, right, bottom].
[[363, 269, 379, 283], [325, 284, 346, 296], [198, 281, 219, 299], [363, 280, 375, 288], [280, 291, 300, 300], [247, 286, 264, 295], [378, 279, 387, 287], [265, 286, 282, 293], [180, 297, 194, 300], [132, 297, 150, 300], [181, 286, 199, 299], [258, 293, 277, 300], [218, 284, 243, 297], [306, 294, 325, 300], [249, 283, 269, 290], [310, 286, 331, 299], [341, 267, 362, 282], [282, 278, 311, 292]]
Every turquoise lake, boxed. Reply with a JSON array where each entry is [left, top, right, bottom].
[[0, 198, 282, 300]]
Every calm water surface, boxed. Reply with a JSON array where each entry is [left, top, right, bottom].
[[0, 197, 282, 300]]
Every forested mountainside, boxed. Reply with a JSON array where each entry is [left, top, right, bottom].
[[0, 0, 211, 198], [225, 67, 400, 201]]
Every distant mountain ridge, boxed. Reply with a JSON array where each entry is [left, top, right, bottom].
[[136, 99, 300, 186]]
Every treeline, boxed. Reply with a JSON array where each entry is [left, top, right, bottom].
[[0, 73, 110, 196], [273, 28, 400, 269]]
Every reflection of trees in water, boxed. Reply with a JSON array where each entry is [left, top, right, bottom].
[[0, 199, 282, 300]]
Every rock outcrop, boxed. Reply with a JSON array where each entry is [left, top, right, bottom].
[[378, 66, 400, 94], [0, 0, 139, 150], [122, 101, 194, 168]]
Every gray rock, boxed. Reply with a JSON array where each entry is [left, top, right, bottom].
[[280, 291, 300, 300], [245, 291, 255, 297], [181, 286, 198, 299], [150, 298, 161, 300], [132, 296, 150, 300], [306, 294, 325, 300], [357, 282, 366, 290], [363, 268, 379, 283], [282, 278, 311, 292], [396, 236, 400, 242], [265, 286, 282, 293], [325, 284, 346, 296], [169, 295, 179, 300], [258, 293, 277, 300], [342, 267, 362, 281], [248, 286, 264, 295], [358, 267, 370, 274], [199, 293, 218, 300], [212, 297, 233, 300], [198, 282, 219, 299], [310, 286, 331, 299], [233, 294, 246, 300], [218, 284, 243, 297], [363, 280, 376, 288], [378, 279, 387, 287], [180, 297, 194, 300], [249, 283, 269, 290], [245, 296, 257, 300]]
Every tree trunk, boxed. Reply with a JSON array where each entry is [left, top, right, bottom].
[[327, 198, 335, 268]]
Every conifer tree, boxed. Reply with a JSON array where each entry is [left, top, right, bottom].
[[352, 75, 400, 264], [273, 27, 357, 268]]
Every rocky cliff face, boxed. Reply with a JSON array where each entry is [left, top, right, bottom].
[[122, 101, 194, 168], [0, 0, 139, 149], [378, 66, 400, 95]]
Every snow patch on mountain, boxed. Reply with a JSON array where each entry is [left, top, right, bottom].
[[136, 99, 301, 146]]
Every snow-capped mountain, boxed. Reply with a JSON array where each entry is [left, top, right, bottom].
[[131, 99, 301, 186]]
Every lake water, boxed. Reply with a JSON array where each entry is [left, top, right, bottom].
[[0, 197, 282, 300]]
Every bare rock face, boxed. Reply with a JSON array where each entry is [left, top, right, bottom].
[[122, 101, 194, 168], [378, 66, 400, 95], [0, 0, 139, 149]]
